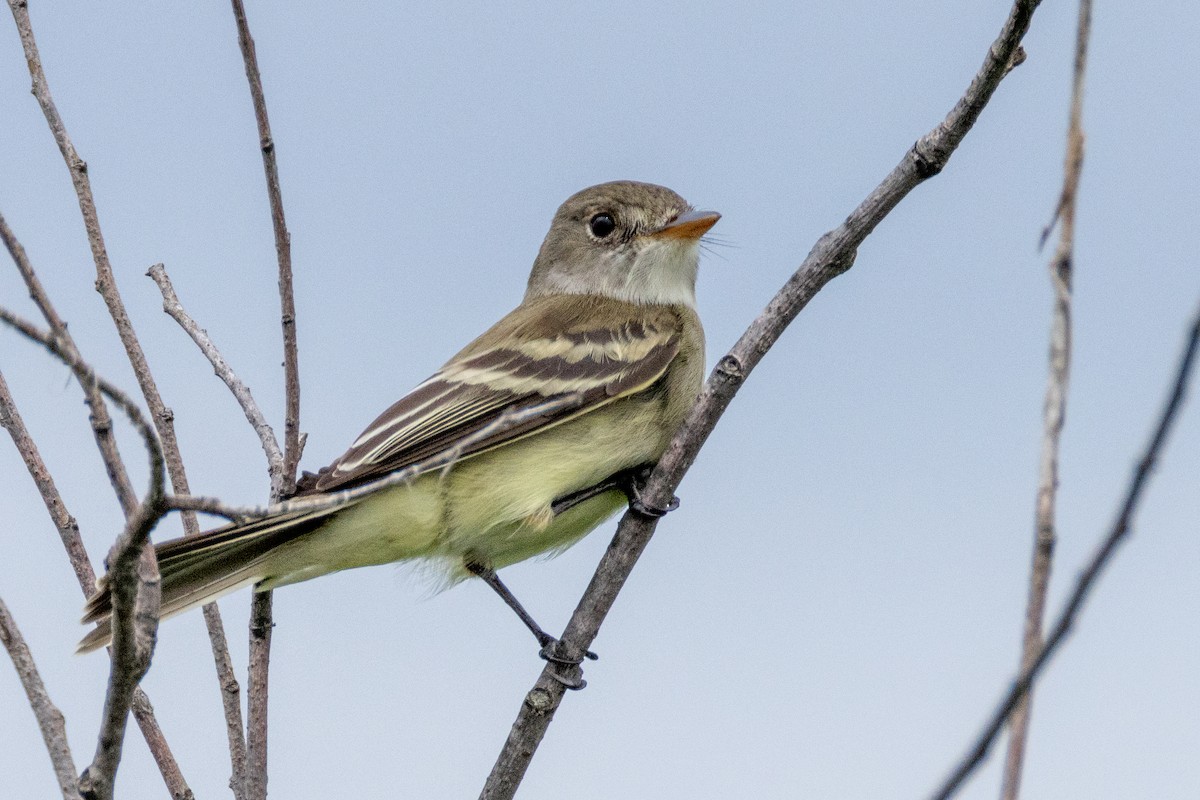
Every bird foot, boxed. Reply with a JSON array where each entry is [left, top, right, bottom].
[[538, 637, 597, 690], [621, 465, 680, 519]]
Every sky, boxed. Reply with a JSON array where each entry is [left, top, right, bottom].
[[1, 2, 1198, 799]]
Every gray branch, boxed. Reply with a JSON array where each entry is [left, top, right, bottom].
[[1000, 0, 1093, 796], [0, 344, 187, 797], [929, 299, 1199, 799], [147, 263, 286, 500], [0, 210, 137, 516], [0, 368, 97, 592], [229, 2, 303, 795], [162, 392, 587, 525], [0, 308, 171, 800], [0, 596, 79, 800], [5, 2, 248, 794], [479, 0, 1042, 796]]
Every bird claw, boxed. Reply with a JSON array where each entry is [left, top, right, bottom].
[[622, 466, 681, 519], [629, 495, 680, 518], [539, 639, 597, 690]]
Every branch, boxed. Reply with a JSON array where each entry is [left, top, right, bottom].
[[147, 263, 286, 498], [479, 1, 1041, 796], [0, 359, 188, 797], [230, 0, 300, 486], [0, 597, 79, 800], [5, 3, 250, 792], [0, 210, 137, 515], [0, 369, 97, 591], [229, 3, 303, 796], [0, 308, 173, 800], [163, 391, 589, 523], [78, 510, 163, 800], [929, 299, 1199, 799], [1000, 0, 1092, 796]]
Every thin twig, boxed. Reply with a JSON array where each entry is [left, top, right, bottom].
[[4, 362, 178, 798], [0, 312, 146, 441], [0, 308, 173, 800], [0, 596, 79, 800], [0, 369, 97, 591], [127, 692, 191, 800], [929, 300, 1199, 800], [147, 263, 286, 500], [229, 3, 301, 795], [145, 261, 276, 795], [0, 223, 190, 800], [163, 392, 589, 523], [229, 0, 300, 486], [0, 367, 188, 799], [0, 372, 184, 796], [6, 3, 250, 792], [999, 1, 1092, 797], [479, 2, 1041, 796], [0, 210, 137, 515]]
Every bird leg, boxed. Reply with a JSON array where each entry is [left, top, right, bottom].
[[465, 561, 597, 688], [464, 467, 676, 688], [550, 463, 680, 519], [549, 472, 626, 514]]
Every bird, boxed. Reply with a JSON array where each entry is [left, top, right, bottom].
[[79, 180, 719, 659]]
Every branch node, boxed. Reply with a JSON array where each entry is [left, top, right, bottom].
[[1006, 45, 1028, 74], [523, 688, 557, 714], [910, 137, 948, 179], [714, 354, 745, 383]]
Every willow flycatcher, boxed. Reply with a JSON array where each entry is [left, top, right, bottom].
[[80, 180, 719, 660]]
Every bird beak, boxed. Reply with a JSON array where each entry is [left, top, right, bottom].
[[652, 209, 721, 240]]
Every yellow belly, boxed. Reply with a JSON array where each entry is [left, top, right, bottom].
[[438, 401, 663, 567], [262, 399, 664, 588]]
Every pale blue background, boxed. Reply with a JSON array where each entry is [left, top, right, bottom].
[[2, 2, 1198, 798]]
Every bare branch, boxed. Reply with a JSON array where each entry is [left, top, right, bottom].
[[0, 210, 138, 515], [79, 520, 163, 800], [128, 694, 191, 800], [228, 3, 303, 795], [5, 1, 153, 426], [229, 0, 300, 486], [0, 363, 188, 798], [930, 299, 1199, 799], [0, 369, 97, 591], [147, 263, 286, 498], [1000, 1, 1092, 796], [0, 307, 174, 800], [5, 3, 252, 791], [163, 392, 588, 524], [479, 1, 1043, 796], [0, 597, 79, 800], [0, 310, 157, 502], [144, 262, 257, 797]]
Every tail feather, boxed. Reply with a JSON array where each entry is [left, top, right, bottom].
[[78, 505, 344, 654]]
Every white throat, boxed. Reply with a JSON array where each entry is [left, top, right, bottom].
[[615, 238, 700, 308], [526, 237, 702, 309]]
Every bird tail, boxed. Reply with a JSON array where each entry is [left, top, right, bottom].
[[77, 504, 343, 654]]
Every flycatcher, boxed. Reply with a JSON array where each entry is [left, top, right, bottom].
[[80, 180, 719, 656]]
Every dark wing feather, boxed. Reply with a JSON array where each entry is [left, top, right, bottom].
[[302, 296, 681, 493]]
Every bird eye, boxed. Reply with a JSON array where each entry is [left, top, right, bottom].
[[588, 213, 616, 239]]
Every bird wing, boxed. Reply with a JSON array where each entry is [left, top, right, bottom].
[[299, 295, 681, 494]]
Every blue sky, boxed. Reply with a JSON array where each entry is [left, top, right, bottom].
[[2, 2, 1198, 798]]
